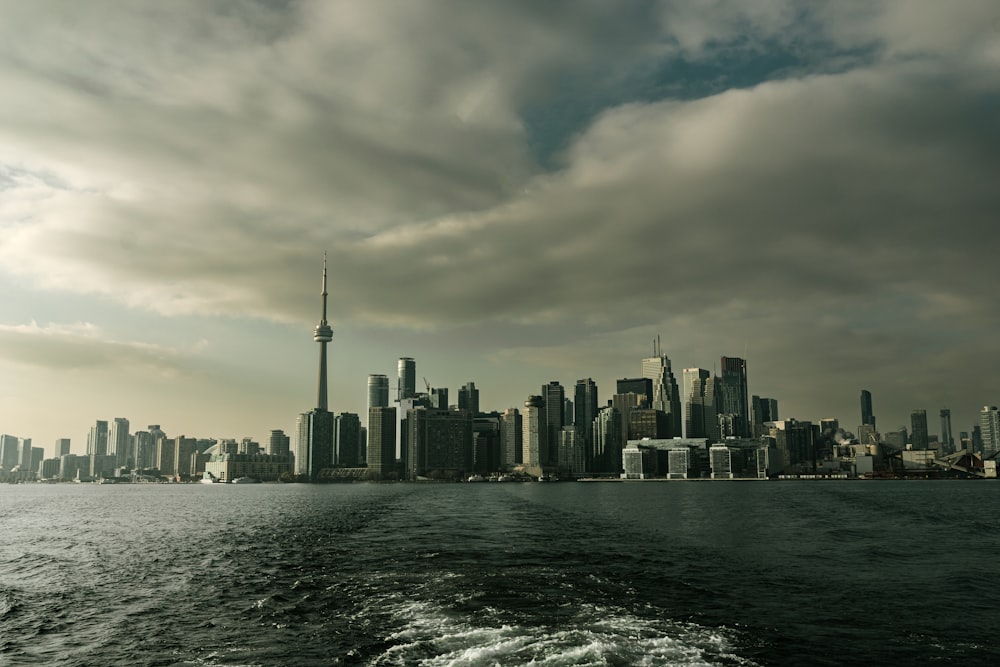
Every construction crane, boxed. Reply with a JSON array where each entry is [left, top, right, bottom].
[[423, 377, 431, 393]]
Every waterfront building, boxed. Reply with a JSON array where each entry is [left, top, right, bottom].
[[204, 453, 294, 482], [980, 406, 1000, 458], [499, 407, 522, 468], [719, 357, 750, 437], [109, 417, 130, 467], [0, 434, 18, 471], [268, 430, 290, 457], [860, 389, 876, 429], [40, 457, 61, 479], [397, 357, 416, 402], [473, 414, 502, 474], [573, 379, 599, 456], [87, 420, 109, 457], [406, 407, 473, 480], [522, 395, 546, 475], [367, 406, 397, 478], [940, 409, 954, 454], [642, 338, 683, 438], [56, 438, 71, 458], [335, 413, 362, 467], [621, 442, 656, 479], [398, 394, 432, 472], [591, 406, 623, 475], [16, 437, 32, 470], [59, 454, 86, 480], [770, 420, 816, 474], [709, 445, 733, 479], [458, 381, 480, 414], [910, 410, 929, 450], [542, 382, 565, 469], [558, 426, 585, 476]]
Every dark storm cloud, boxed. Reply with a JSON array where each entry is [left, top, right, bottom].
[[1, 0, 998, 427]]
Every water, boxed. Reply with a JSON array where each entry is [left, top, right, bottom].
[[1, 481, 998, 666]]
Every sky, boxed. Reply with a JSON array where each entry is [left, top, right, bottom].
[[2, 1, 999, 456]]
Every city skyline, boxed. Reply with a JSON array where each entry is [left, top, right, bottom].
[[2, 3, 999, 451]]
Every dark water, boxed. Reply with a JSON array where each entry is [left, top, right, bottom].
[[1, 481, 998, 666]]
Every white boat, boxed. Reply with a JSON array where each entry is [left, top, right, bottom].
[[201, 472, 220, 484], [231, 477, 260, 484]]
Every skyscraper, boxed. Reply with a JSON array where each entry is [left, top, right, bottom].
[[500, 407, 522, 468], [910, 409, 929, 450], [642, 338, 683, 438], [334, 413, 362, 467], [458, 381, 480, 414], [367, 374, 389, 413], [616, 378, 652, 407], [55, 438, 71, 458], [573, 378, 599, 463], [860, 390, 875, 429], [397, 357, 416, 402], [542, 382, 565, 468], [939, 409, 954, 454], [684, 368, 718, 440], [87, 420, 109, 457], [109, 417, 130, 468], [719, 357, 750, 437], [522, 395, 546, 474], [980, 406, 1000, 458], [367, 406, 397, 478]]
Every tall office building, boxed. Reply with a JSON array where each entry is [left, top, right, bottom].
[[542, 382, 565, 468], [616, 378, 652, 407], [108, 417, 131, 467], [500, 407, 522, 468], [397, 357, 416, 402], [334, 413, 362, 467], [939, 409, 954, 454], [860, 390, 875, 429], [980, 406, 1000, 458], [406, 407, 473, 480], [522, 395, 546, 473], [86, 420, 109, 456], [642, 338, 683, 438], [458, 382, 480, 414], [591, 406, 622, 474], [367, 406, 397, 478], [55, 438, 71, 458], [684, 369, 718, 440], [719, 357, 750, 437], [751, 396, 779, 438], [430, 387, 449, 410], [910, 409, 929, 450], [367, 374, 390, 413], [268, 429, 290, 457], [573, 379, 599, 461], [0, 435, 17, 471]]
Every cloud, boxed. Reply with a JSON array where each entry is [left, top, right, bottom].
[[0, 321, 195, 376], [0, 0, 998, 431]]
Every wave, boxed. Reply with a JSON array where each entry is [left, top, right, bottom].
[[371, 598, 756, 666]]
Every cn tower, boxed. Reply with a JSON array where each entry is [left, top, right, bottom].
[[313, 253, 333, 411]]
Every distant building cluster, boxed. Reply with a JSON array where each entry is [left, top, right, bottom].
[[6, 263, 999, 484]]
